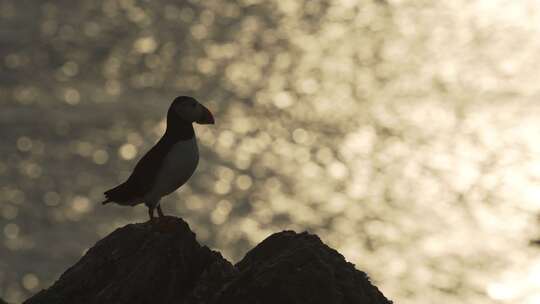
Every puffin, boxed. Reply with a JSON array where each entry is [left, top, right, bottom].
[[101, 96, 214, 220]]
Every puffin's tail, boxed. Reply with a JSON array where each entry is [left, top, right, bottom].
[[101, 182, 141, 206]]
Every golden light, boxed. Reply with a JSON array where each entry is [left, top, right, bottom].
[[3, 0, 540, 303]]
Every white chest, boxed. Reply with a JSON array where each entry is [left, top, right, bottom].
[[147, 137, 199, 199]]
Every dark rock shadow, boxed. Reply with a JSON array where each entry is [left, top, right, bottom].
[[24, 217, 391, 304]]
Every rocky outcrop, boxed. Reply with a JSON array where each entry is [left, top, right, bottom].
[[215, 231, 391, 304], [24, 217, 234, 304], [24, 217, 391, 304]]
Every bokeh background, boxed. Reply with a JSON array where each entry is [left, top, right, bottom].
[[1, 0, 540, 303]]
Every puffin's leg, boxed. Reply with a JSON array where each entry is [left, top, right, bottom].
[[148, 205, 155, 221], [156, 204, 165, 218], [145, 198, 159, 222]]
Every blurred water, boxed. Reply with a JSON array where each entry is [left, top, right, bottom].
[[1, 0, 540, 303]]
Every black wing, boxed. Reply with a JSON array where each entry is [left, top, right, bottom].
[[103, 137, 175, 204]]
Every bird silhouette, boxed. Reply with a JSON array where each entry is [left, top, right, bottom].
[[101, 96, 214, 221]]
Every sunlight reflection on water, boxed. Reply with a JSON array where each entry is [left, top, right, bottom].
[[1, 0, 540, 303]]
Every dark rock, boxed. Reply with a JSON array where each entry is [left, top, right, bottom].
[[214, 231, 392, 304], [24, 217, 391, 304], [24, 217, 235, 304]]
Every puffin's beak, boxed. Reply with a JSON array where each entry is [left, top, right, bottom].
[[196, 105, 215, 125]]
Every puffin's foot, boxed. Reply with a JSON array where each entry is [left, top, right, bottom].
[[148, 206, 156, 223], [150, 206, 174, 232], [157, 205, 165, 218]]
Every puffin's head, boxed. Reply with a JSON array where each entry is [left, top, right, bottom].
[[170, 96, 214, 125]]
